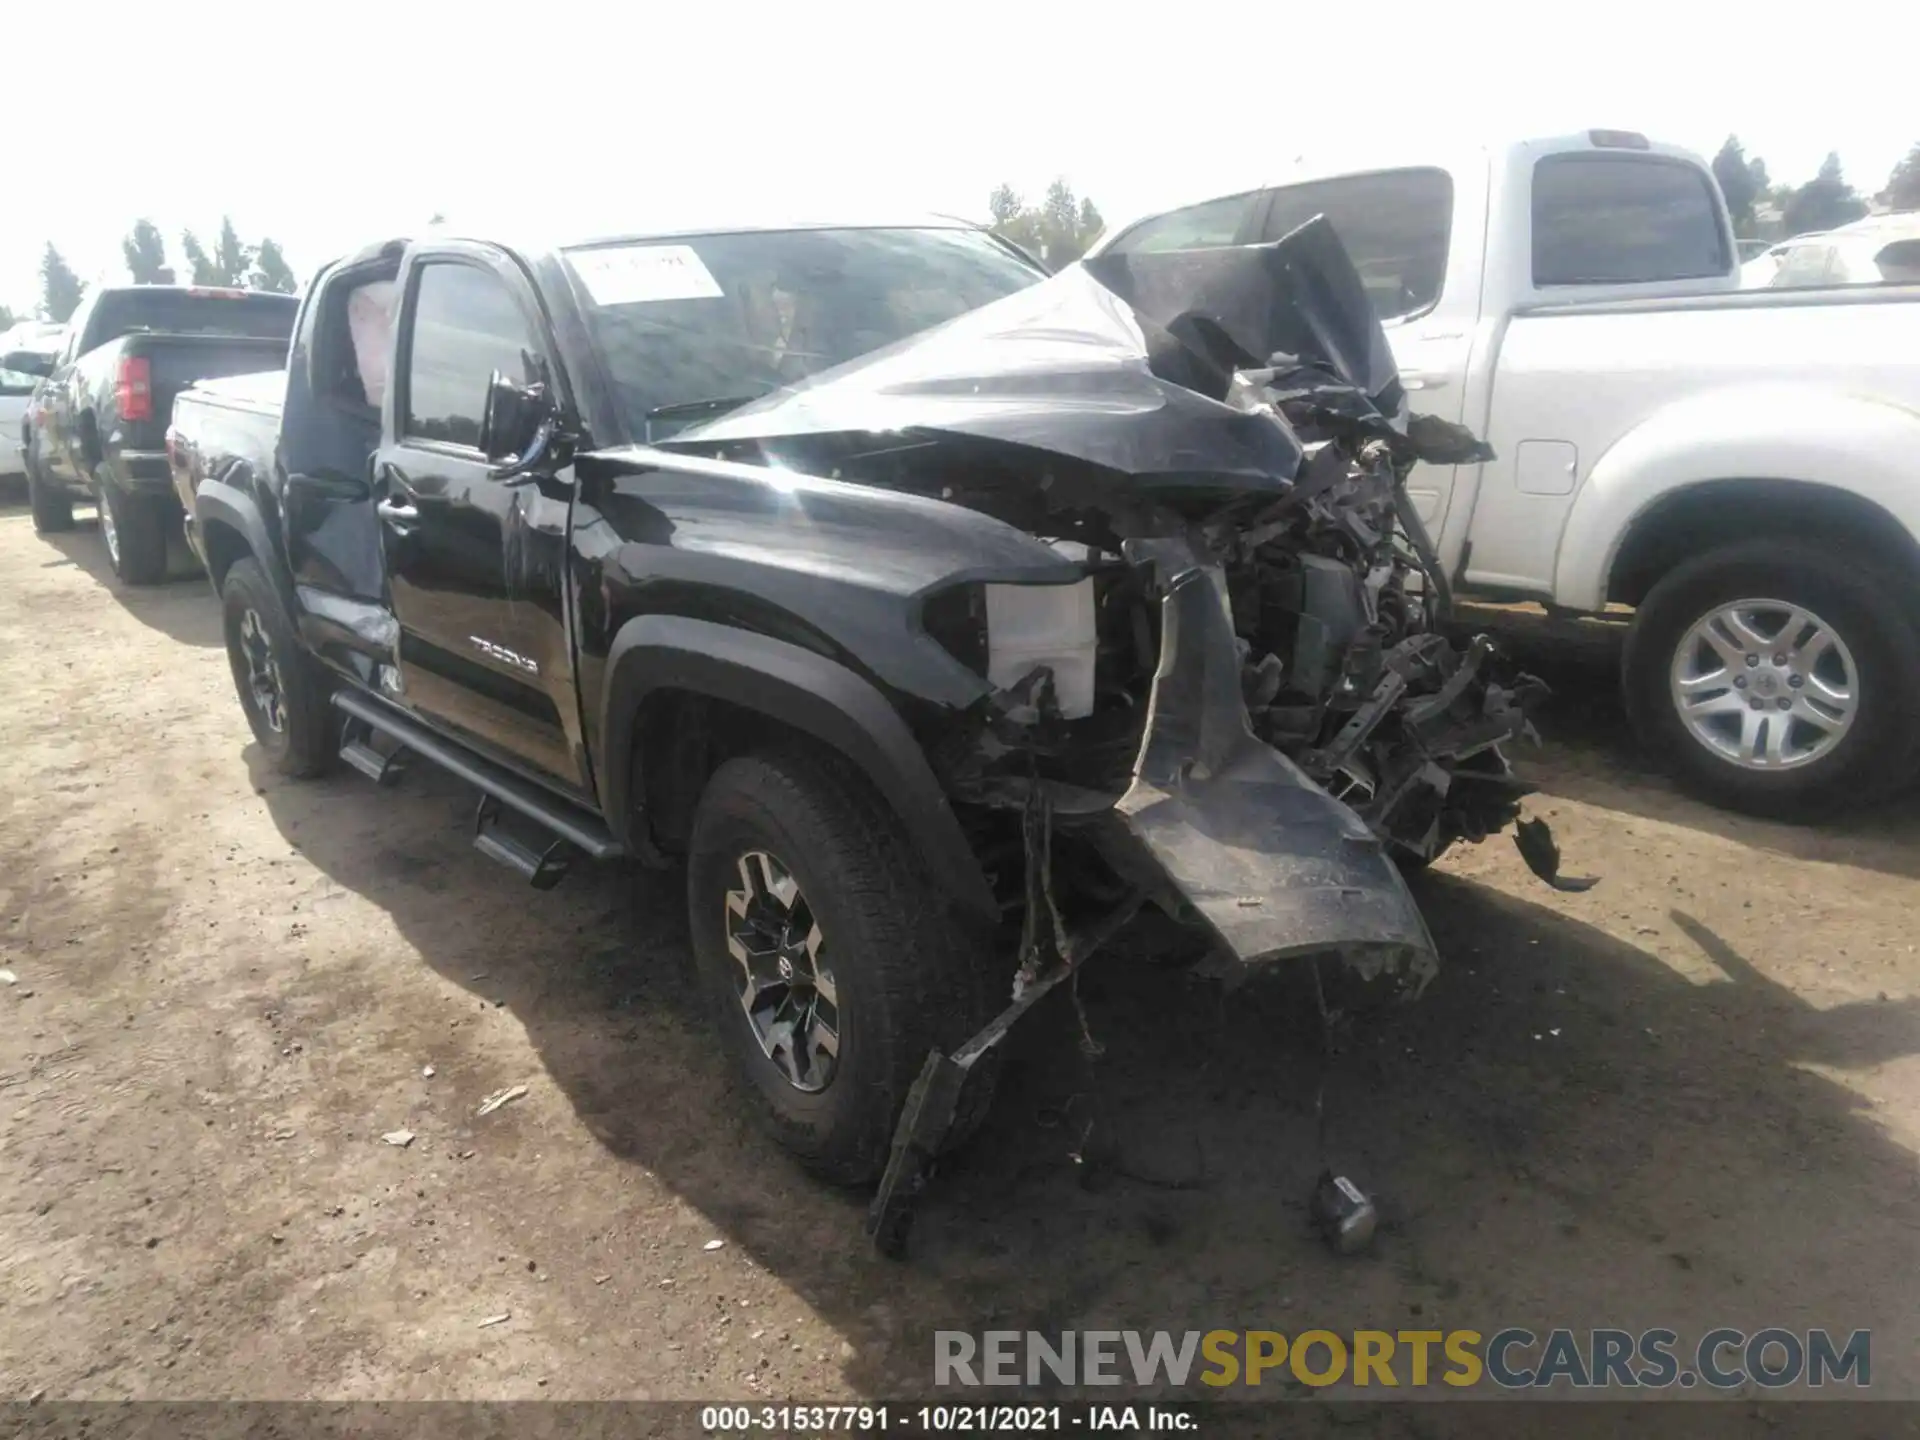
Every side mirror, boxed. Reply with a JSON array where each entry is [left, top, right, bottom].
[[1, 350, 54, 379], [479, 369, 550, 469]]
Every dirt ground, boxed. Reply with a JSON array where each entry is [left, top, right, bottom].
[[4, 493, 1919, 1412]]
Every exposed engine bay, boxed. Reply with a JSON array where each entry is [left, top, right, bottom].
[[680, 218, 1573, 988]]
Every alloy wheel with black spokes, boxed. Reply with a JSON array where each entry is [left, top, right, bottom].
[[724, 848, 840, 1093], [219, 558, 334, 778], [237, 606, 289, 737], [686, 748, 1003, 1185]]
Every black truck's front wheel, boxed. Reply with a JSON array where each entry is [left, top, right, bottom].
[[98, 476, 170, 585], [220, 558, 334, 778], [687, 749, 998, 1185]]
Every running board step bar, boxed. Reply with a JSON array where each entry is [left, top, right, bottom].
[[338, 716, 410, 785], [330, 690, 621, 879], [473, 796, 575, 890]]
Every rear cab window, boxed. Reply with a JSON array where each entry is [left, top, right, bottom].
[[1531, 153, 1730, 286], [85, 290, 298, 349]]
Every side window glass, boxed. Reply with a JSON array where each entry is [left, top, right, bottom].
[[1107, 192, 1259, 254], [403, 263, 537, 448], [1260, 168, 1454, 321]]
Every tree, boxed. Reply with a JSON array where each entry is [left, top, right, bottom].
[[122, 219, 170, 284], [214, 216, 253, 286], [1711, 137, 1761, 234], [0, 303, 17, 331], [1883, 142, 1920, 211], [250, 238, 298, 294], [39, 244, 85, 323], [986, 179, 1106, 266], [1781, 153, 1870, 237], [180, 230, 221, 285], [1078, 196, 1103, 241]]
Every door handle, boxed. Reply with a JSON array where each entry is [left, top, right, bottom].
[[1401, 371, 1451, 391], [376, 497, 419, 525]]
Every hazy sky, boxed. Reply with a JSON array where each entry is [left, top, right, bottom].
[[6, 0, 1915, 314]]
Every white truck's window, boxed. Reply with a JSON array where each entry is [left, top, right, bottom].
[[1532, 154, 1728, 286], [1258, 168, 1454, 321], [403, 264, 538, 449], [1106, 192, 1260, 254]]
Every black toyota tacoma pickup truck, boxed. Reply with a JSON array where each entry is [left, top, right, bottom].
[[169, 217, 1559, 1248], [4, 284, 297, 582]]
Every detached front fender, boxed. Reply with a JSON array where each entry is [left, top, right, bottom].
[[599, 615, 999, 920], [1554, 386, 1920, 612]]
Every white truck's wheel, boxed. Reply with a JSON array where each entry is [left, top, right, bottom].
[[1624, 539, 1920, 817]]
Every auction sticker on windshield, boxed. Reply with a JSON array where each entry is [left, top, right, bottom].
[[570, 244, 724, 305]]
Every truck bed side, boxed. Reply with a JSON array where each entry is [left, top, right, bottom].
[[169, 376, 287, 581], [1462, 287, 1920, 604]]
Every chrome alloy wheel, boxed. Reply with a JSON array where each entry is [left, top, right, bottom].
[[238, 607, 288, 735], [100, 493, 121, 568], [723, 850, 839, 1093], [1669, 598, 1859, 770]]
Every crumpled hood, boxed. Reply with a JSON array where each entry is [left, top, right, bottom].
[[671, 218, 1405, 503]]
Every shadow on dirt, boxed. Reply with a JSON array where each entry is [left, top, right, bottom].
[[36, 521, 219, 649], [246, 742, 1920, 1401], [1498, 628, 1920, 885]]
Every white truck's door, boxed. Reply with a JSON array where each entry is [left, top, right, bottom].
[[1250, 163, 1491, 536]]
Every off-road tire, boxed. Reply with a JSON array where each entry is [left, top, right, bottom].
[[220, 558, 335, 778], [99, 475, 170, 585], [1623, 538, 1920, 818], [687, 748, 1003, 1185], [26, 453, 74, 533]]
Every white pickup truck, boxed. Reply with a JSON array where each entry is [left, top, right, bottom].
[[1089, 130, 1920, 817]]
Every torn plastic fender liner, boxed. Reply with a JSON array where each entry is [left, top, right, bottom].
[[1099, 536, 1438, 982]]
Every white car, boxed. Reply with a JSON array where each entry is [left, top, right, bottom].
[[1765, 214, 1920, 288], [0, 320, 63, 479], [1738, 236, 1813, 288], [1091, 131, 1920, 816]]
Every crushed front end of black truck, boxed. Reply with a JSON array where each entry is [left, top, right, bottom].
[[677, 219, 1574, 1250]]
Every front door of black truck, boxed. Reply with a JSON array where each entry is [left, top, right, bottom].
[[374, 252, 587, 793]]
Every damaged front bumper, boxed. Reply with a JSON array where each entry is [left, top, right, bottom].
[[1101, 539, 1438, 984]]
